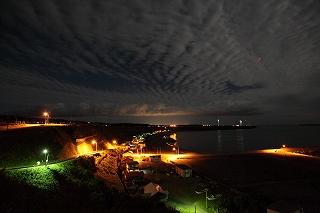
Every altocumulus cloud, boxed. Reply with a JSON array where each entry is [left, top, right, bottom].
[[0, 0, 319, 124]]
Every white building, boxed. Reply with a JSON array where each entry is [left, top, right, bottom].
[[175, 164, 192, 177], [149, 155, 161, 162]]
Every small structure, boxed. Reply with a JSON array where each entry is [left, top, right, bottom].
[[143, 182, 168, 202], [149, 155, 161, 162], [175, 164, 192, 177], [267, 201, 303, 213], [126, 161, 139, 172], [141, 168, 153, 174], [124, 171, 144, 184]]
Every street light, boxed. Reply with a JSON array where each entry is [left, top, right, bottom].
[[43, 149, 49, 165], [195, 188, 210, 209], [112, 140, 117, 144], [43, 112, 49, 124], [91, 140, 97, 152]]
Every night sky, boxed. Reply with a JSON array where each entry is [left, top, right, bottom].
[[0, 0, 320, 124]]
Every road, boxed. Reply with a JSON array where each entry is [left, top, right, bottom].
[[0, 123, 67, 131]]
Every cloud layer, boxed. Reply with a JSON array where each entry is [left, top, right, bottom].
[[0, 0, 319, 124]]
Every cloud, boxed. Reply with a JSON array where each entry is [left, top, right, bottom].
[[223, 81, 264, 94], [0, 0, 319, 123]]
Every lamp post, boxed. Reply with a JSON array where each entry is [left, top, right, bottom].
[[43, 112, 49, 124], [43, 149, 49, 165], [195, 188, 209, 209], [92, 140, 97, 152]]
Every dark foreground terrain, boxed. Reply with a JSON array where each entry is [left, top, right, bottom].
[[176, 152, 320, 212], [0, 158, 175, 213]]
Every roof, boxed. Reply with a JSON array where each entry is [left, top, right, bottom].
[[144, 182, 167, 196], [175, 164, 191, 170], [267, 200, 302, 213]]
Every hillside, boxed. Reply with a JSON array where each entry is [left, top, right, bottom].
[[0, 124, 161, 168]]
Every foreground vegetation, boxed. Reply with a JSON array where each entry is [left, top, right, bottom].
[[0, 158, 176, 213]]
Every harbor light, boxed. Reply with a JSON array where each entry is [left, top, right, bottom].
[[43, 112, 50, 124]]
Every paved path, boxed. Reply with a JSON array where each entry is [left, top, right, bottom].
[[95, 150, 125, 191]]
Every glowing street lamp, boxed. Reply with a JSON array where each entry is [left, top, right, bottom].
[[43, 112, 50, 124], [43, 149, 49, 165], [91, 140, 97, 151], [112, 140, 117, 145]]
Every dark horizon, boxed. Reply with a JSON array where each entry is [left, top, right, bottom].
[[2, 113, 320, 126], [1, 0, 320, 124]]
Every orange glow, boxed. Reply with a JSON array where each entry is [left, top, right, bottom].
[[258, 148, 313, 158], [112, 140, 117, 144], [43, 112, 49, 117], [77, 142, 93, 155], [169, 124, 176, 127], [106, 143, 116, 149], [91, 140, 96, 144], [123, 152, 195, 163], [282, 144, 286, 148], [170, 133, 177, 140]]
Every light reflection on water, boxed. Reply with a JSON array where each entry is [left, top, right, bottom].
[[236, 129, 244, 152], [217, 130, 222, 153], [176, 126, 320, 154]]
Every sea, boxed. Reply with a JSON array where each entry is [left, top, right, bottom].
[[176, 125, 320, 154]]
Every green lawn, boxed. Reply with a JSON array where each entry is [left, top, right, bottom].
[[6, 161, 75, 190], [0, 158, 176, 213]]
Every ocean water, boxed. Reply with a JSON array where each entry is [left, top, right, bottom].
[[176, 125, 320, 154]]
